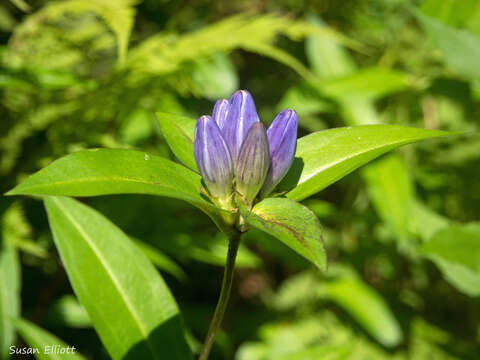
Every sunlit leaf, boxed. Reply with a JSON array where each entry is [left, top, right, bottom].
[[127, 14, 349, 80], [156, 112, 197, 171], [6, 149, 227, 229], [44, 196, 193, 359], [281, 125, 453, 201], [240, 198, 326, 270], [192, 53, 239, 100], [15, 318, 86, 360]]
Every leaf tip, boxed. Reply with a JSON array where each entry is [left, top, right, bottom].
[[4, 187, 21, 196]]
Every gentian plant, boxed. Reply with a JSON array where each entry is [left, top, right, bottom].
[[7, 89, 451, 360]]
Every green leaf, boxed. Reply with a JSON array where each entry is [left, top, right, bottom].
[[0, 223, 21, 359], [408, 200, 451, 242], [421, 224, 480, 272], [47, 295, 92, 329], [281, 125, 452, 201], [363, 154, 414, 241], [420, 0, 478, 27], [415, 10, 480, 80], [9, 0, 30, 12], [240, 198, 326, 271], [420, 224, 480, 296], [192, 53, 239, 100], [6, 149, 225, 228], [426, 257, 480, 297], [316, 67, 410, 101], [305, 16, 356, 79], [276, 345, 352, 360], [156, 112, 197, 171], [15, 318, 86, 360], [325, 278, 403, 347], [44, 196, 192, 360], [127, 14, 348, 81]]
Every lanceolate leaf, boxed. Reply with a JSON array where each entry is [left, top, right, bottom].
[[15, 318, 86, 360], [44, 196, 192, 360], [240, 198, 326, 271], [0, 227, 21, 359], [156, 112, 198, 171], [281, 125, 452, 201], [6, 149, 227, 229]]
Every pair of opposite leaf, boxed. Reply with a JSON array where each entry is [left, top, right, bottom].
[[194, 90, 298, 214]]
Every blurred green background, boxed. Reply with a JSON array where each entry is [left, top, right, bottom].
[[1, 0, 479, 359]]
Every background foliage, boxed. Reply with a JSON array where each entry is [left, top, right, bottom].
[[0, 0, 479, 359]]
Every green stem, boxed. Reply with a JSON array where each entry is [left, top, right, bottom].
[[198, 230, 241, 360]]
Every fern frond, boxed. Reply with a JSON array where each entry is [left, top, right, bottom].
[[126, 14, 348, 80], [11, 0, 139, 63]]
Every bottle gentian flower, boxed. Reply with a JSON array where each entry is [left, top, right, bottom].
[[194, 89, 298, 210], [193, 115, 233, 207]]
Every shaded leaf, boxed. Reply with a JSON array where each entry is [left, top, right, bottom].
[[325, 278, 403, 347], [420, 224, 480, 296], [44, 196, 192, 360], [47, 295, 91, 329], [240, 198, 326, 270], [363, 154, 413, 241], [421, 224, 480, 272], [0, 221, 21, 359], [316, 67, 410, 101], [133, 239, 187, 281], [15, 318, 86, 360], [415, 10, 480, 79]]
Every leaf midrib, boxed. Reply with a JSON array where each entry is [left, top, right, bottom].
[[297, 137, 427, 185], [14, 176, 204, 202]]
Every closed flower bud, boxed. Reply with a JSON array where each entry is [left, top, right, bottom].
[[223, 90, 260, 162], [261, 109, 298, 196], [235, 122, 270, 204], [212, 99, 229, 131], [193, 115, 233, 202]]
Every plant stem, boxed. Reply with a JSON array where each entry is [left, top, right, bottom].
[[198, 230, 241, 360]]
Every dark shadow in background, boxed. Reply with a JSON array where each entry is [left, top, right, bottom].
[[122, 315, 193, 360], [275, 157, 304, 193]]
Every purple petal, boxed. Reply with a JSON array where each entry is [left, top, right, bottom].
[[223, 90, 260, 162], [193, 115, 233, 200], [212, 99, 229, 131], [235, 122, 270, 204], [261, 109, 298, 196]]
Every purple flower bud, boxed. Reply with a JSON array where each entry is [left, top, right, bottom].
[[261, 109, 298, 196], [212, 99, 229, 131], [194, 115, 233, 201], [235, 122, 270, 204], [223, 90, 260, 162]]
